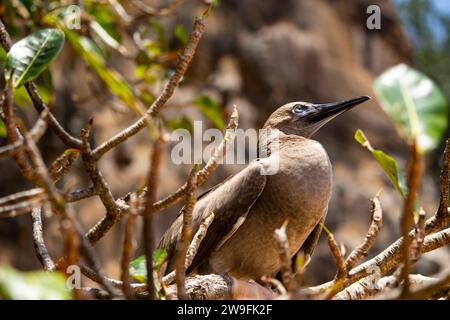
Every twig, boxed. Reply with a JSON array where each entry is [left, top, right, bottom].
[[91, 16, 206, 160], [80, 119, 122, 243], [0, 199, 43, 218], [81, 265, 146, 292], [143, 136, 164, 300], [31, 207, 56, 271], [293, 252, 311, 289], [308, 223, 450, 295], [25, 82, 82, 148], [131, 0, 184, 17], [175, 166, 198, 300], [120, 194, 139, 299], [162, 212, 215, 285], [0, 140, 23, 158], [0, 188, 44, 206], [65, 186, 97, 202], [0, 112, 47, 158], [438, 138, 450, 220], [400, 142, 423, 297], [334, 274, 446, 300], [48, 149, 80, 182], [345, 193, 383, 271], [403, 270, 450, 300], [152, 105, 238, 211], [322, 224, 346, 279], [196, 105, 239, 186], [411, 208, 426, 262], [274, 220, 292, 291], [2, 71, 33, 179], [19, 119, 115, 297]]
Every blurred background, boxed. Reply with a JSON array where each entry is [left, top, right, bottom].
[[0, 0, 449, 286]]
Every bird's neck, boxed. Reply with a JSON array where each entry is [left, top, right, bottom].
[[258, 128, 285, 158]]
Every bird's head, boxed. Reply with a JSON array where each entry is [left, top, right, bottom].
[[263, 96, 371, 138]]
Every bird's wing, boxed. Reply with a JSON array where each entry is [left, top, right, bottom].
[[293, 212, 327, 265], [158, 160, 267, 274]]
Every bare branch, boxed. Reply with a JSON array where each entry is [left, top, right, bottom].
[[2, 72, 33, 179], [143, 136, 165, 300], [131, 0, 184, 17], [438, 138, 450, 220], [91, 16, 206, 160], [403, 270, 450, 300], [309, 223, 450, 295], [121, 195, 139, 299], [0, 188, 44, 207], [31, 207, 56, 271], [175, 166, 198, 299], [48, 149, 80, 182], [274, 220, 292, 291], [345, 193, 383, 271], [25, 82, 83, 148], [166, 274, 233, 300], [152, 105, 239, 211], [66, 186, 97, 202], [163, 212, 214, 285], [0, 111, 47, 158], [80, 119, 122, 243], [411, 207, 426, 262], [322, 225, 346, 280], [0, 198, 44, 218], [400, 142, 423, 296]]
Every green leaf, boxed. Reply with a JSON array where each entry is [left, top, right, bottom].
[[44, 14, 141, 114], [85, 3, 121, 42], [374, 63, 448, 153], [5, 28, 64, 88], [129, 249, 168, 283], [174, 24, 188, 45], [193, 95, 225, 131], [0, 47, 6, 64], [355, 129, 408, 197], [129, 255, 147, 283], [0, 119, 6, 137], [205, 0, 220, 6], [0, 266, 72, 300]]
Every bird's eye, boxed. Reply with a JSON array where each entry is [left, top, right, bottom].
[[293, 104, 308, 115]]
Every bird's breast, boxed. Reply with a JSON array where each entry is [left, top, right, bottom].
[[209, 138, 333, 278]]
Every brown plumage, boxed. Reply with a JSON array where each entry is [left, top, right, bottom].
[[158, 96, 370, 279]]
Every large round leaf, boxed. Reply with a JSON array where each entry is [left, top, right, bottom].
[[374, 63, 448, 153], [5, 28, 64, 88]]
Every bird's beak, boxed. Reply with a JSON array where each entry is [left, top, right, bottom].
[[309, 96, 371, 123], [301, 96, 370, 137]]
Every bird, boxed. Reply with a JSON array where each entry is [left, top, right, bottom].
[[158, 95, 370, 280]]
